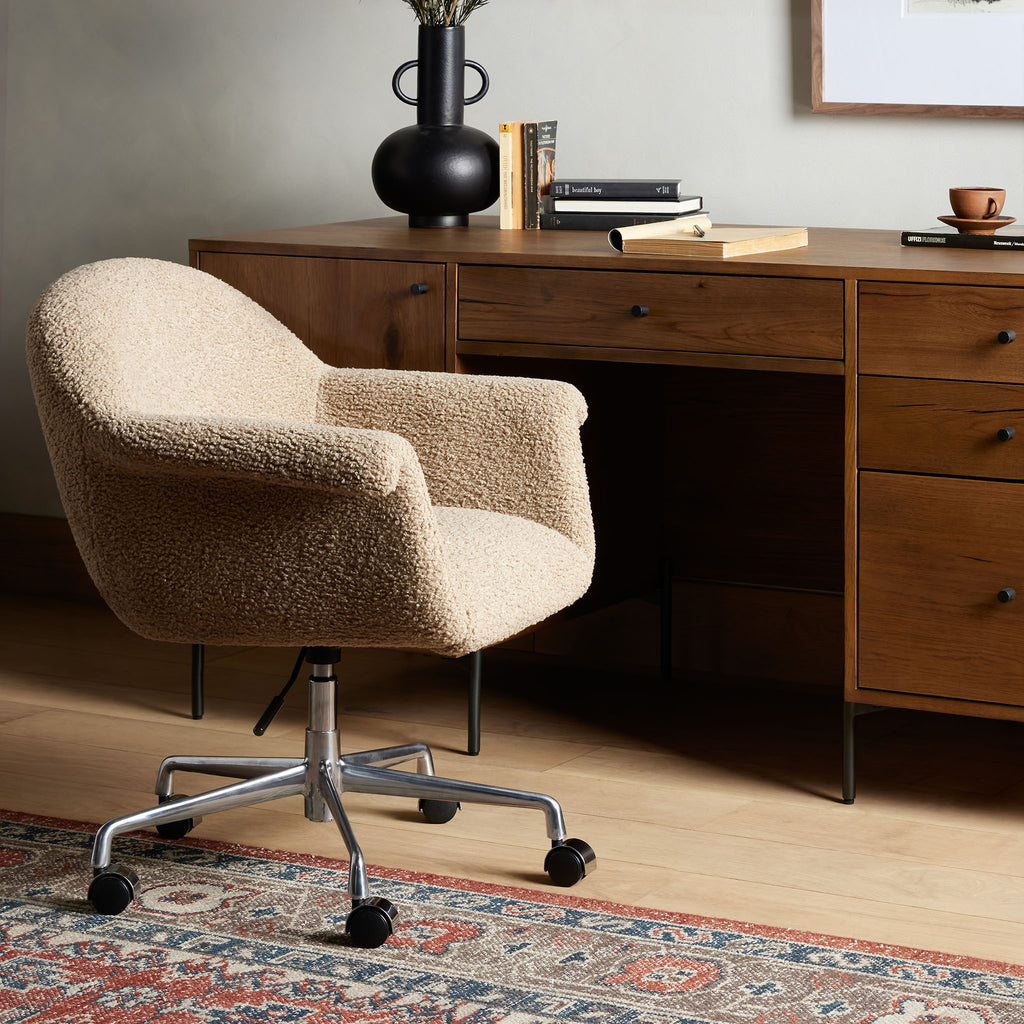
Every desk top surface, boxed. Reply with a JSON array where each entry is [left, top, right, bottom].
[[190, 217, 1024, 286]]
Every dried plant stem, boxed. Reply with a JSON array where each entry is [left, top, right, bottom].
[[399, 0, 489, 26]]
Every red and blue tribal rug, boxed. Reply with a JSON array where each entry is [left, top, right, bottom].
[[1, 810, 1022, 1023]]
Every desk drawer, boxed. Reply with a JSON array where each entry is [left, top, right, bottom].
[[458, 266, 844, 359], [859, 281, 1024, 382], [859, 472, 1024, 706], [859, 376, 1024, 480]]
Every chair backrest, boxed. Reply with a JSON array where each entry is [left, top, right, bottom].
[[27, 257, 323, 425]]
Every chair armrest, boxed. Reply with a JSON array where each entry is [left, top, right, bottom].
[[316, 368, 594, 556], [88, 411, 418, 497]]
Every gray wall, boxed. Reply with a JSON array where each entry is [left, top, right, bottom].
[[4, 0, 1023, 517]]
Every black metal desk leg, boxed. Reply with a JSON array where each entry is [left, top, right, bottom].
[[467, 650, 482, 756], [191, 643, 205, 720], [843, 702, 886, 804], [842, 700, 856, 804]]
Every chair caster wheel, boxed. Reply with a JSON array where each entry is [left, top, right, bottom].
[[418, 798, 460, 824], [88, 864, 140, 915], [155, 795, 201, 840], [544, 838, 596, 887], [345, 897, 398, 949]]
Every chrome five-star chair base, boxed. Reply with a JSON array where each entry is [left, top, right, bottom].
[[87, 648, 596, 948]]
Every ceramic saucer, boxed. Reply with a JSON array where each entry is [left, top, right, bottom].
[[937, 214, 1016, 236]]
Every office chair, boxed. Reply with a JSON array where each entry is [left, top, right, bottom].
[[26, 257, 596, 948]]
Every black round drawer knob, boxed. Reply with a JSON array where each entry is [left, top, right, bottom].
[[998, 426, 1016, 441], [631, 304, 650, 318], [998, 329, 1016, 344], [998, 587, 1016, 603], [410, 282, 430, 296]]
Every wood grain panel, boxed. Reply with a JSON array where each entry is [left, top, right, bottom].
[[196, 252, 445, 370], [859, 376, 1024, 480], [458, 266, 844, 359], [859, 281, 1024, 381], [309, 260, 444, 370], [198, 251, 313, 341], [859, 472, 1024, 705]]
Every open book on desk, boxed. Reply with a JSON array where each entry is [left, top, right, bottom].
[[609, 215, 808, 258]]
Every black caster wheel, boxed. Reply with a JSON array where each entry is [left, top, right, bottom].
[[155, 795, 201, 840], [345, 897, 398, 949], [88, 864, 140, 915], [418, 798, 460, 824], [544, 838, 596, 887]]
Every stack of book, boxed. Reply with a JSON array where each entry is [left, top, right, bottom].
[[540, 179, 705, 231], [498, 120, 557, 230]]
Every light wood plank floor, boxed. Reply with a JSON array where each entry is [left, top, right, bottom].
[[2, 594, 1023, 965]]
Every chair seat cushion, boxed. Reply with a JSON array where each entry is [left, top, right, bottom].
[[433, 506, 593, 653]]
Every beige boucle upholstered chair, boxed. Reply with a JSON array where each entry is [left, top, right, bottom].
[[26, 257, 596, 948]]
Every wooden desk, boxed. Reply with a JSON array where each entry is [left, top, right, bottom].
[[190, 219, 1024, 799]]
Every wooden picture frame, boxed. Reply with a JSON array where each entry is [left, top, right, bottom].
[[812, 0, 1024, 118]]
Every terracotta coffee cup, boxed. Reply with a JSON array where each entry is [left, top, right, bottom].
[[950, 187, 1005, 220]]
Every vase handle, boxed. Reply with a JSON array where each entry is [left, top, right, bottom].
[[391, 60, 490, 106], [464, 61, 489, 105], [391, 61, 419, 105]]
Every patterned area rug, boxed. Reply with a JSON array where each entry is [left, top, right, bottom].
[[1, 810, 1022, 1024]]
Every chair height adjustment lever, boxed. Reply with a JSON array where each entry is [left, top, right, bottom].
[[253, 647, 308, 736], [253, 695, 285, 737]]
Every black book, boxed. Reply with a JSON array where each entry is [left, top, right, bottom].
[[901, 227, 1024, 251], [549, 178, 685, 200], [522, 121, 540, 229], [540, 210, 703, 231]]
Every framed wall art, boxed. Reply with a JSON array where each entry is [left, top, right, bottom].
[[812, 0, 1024, 118]]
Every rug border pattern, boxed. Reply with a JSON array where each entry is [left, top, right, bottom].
[[3, 807, 1021, 979]]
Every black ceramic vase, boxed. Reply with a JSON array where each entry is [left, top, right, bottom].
[[372, 26, 499, 227]]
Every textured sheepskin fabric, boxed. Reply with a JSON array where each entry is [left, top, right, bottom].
[[26, 258, 594, 657]]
